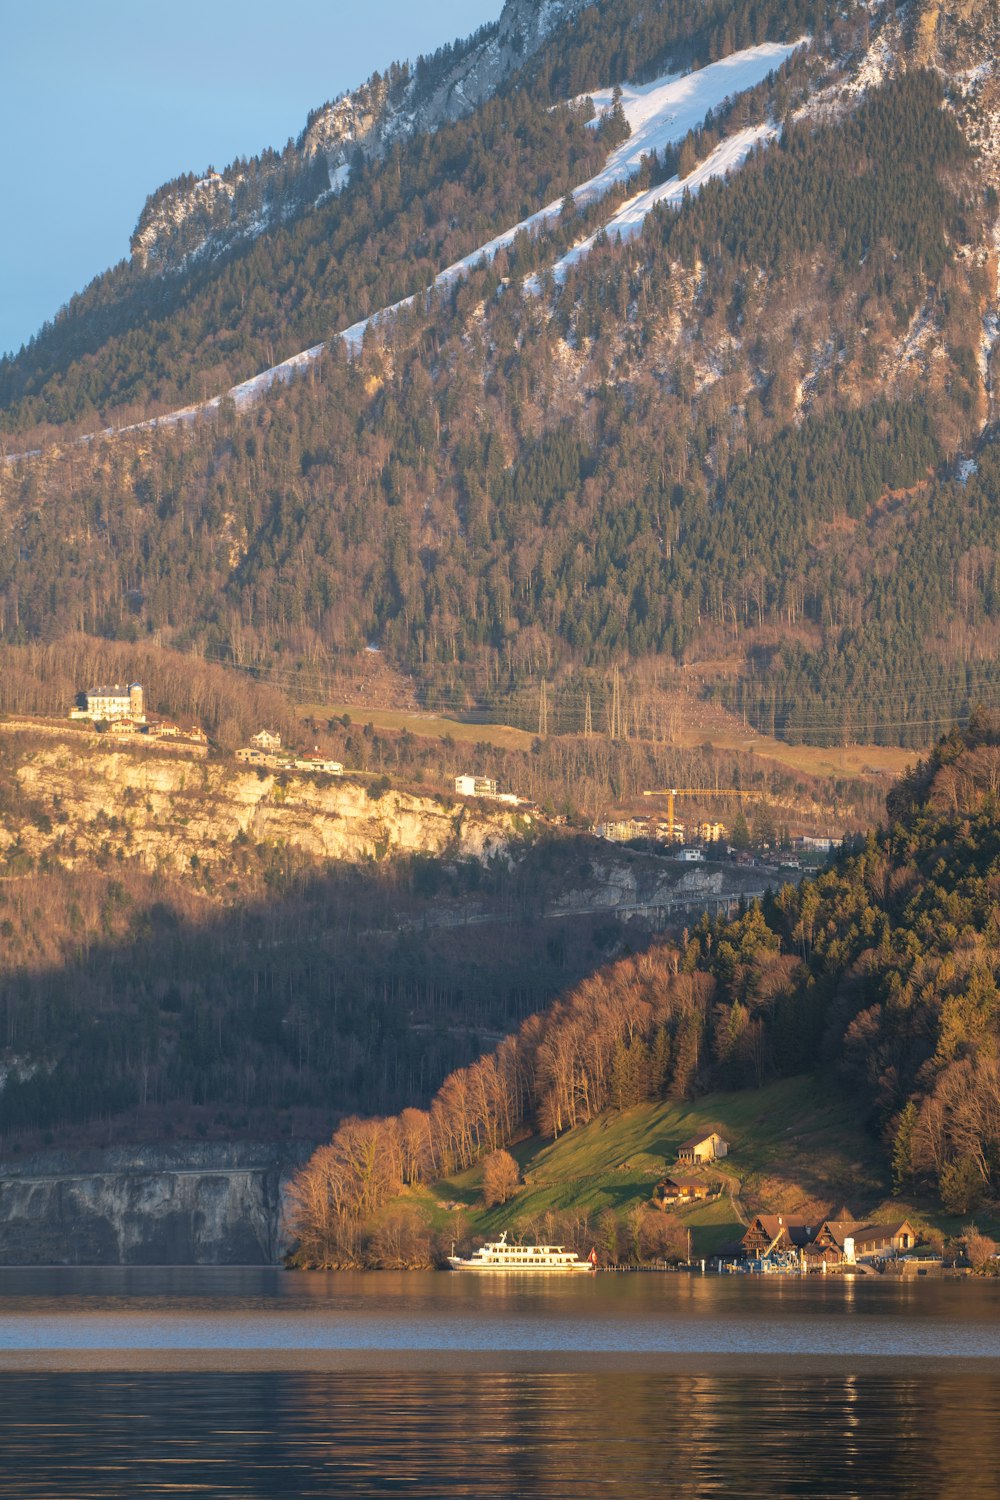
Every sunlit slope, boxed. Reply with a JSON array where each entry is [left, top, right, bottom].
[[415, 1076, 889, 1256]]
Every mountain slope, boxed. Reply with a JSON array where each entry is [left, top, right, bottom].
[[89, 40, 805, 434], [0, 0, 825, 434], [0, 0, 999, 751], [130, 1, 591, 276]]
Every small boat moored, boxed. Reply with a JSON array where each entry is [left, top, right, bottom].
[[447, 1230, 597, 1273]]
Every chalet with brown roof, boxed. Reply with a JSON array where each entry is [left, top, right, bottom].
[[655, 1175, 715, 1206], [676, 1130, 729, 1164], [739, 1214, 920, 1266], [741, 1215, 816, 1259], [800, 1219, 918, 1266], [800, 1219, 868, 1267]]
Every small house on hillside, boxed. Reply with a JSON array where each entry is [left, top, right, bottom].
[[251, 729, 282, 751], [677, 1130, 729, 1164], [655, 1175, 715, 1206], [145, 714, 181, 738]]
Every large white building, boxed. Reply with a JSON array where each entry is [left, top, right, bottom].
[[455, 773, 498, 798], [80, 683, 144, 722], [454, 773, 520, 806]]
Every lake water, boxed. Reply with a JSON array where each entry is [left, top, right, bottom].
[[1, 1268, 998, 1497]]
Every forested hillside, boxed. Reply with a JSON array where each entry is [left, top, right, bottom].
[[288, 716, 1000, 1264], [1, 0, 997, 749], [0, 0, 826, 431]]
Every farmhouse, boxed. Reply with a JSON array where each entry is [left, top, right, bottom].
[[236, 747, 280, 767], [676, 1131, 729, 1164], [655, 1175, 715, 1206], [851, 1221, 918, 1258], [804, 1219, 867, 1267]]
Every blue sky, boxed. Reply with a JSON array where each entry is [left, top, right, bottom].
[[0, 0, 502, 356]]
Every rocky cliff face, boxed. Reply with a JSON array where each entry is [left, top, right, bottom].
[[6, 736, 525, 875], [131, 0, 588, 274], [0, 1143, 302, 1264]]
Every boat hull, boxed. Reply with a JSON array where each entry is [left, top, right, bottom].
[[446, 1258, 595, 1273]]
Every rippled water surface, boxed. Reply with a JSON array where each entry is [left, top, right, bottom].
[[1, 1268, 998, 1497]]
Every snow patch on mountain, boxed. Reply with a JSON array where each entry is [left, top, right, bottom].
[[582, 42, 799, 138], [542, 124, 777, 284], [340, 43, 804, 347], [30, 41, 804, 447]]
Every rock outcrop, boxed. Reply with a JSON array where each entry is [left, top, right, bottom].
[[131, 0, 588, 274], [5, 734, 526, 875], [0, 1143, 304, 1264]]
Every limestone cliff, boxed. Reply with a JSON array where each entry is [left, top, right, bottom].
[[5, 735, 527, 877], [0, 1143, 303, 1265]]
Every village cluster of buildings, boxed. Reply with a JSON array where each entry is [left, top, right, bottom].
[[593, 816, 837, 859], [732, 1212, 920, 1271], [69, 691, 346, 775], [236, 730, 344, 776], [595, 817, 727, 847], [655, 1130, 919, 1272], [70, 683, 207, 744]]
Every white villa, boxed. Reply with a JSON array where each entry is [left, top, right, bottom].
[[75, 683, 145, 722]]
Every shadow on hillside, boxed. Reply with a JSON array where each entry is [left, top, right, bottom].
[[0, 841, 661, 1151]]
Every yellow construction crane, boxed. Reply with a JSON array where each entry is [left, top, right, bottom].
[[642, 787, 760, 839]]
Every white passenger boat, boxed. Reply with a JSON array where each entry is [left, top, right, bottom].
[[447, 1230, 597, 1273]]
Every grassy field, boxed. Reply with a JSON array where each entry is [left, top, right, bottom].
[[304, 703, 914, 780], [670, 726, 913, 780], [304, 703, 537, 751], [408, 1076, 895, 1258]]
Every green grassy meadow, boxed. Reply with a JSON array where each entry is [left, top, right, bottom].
[[405, 1075, 899, 1258]]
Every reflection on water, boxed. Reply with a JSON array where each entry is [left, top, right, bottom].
[[1, 1270, 998, 1497], [2, 1266, 999, 1361], [3, 1369, 1000, 1498]]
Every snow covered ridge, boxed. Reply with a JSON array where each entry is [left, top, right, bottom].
[[321, 43, 803, 347], [15, 40, 804, 449], [131, 0, 589, 275]]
